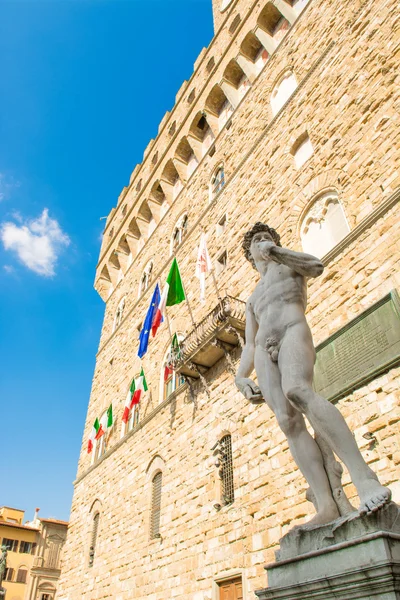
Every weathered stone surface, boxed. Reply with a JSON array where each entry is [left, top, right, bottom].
[[57, 0, 400, 597]]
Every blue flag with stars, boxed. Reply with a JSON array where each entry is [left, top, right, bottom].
[[138, 284, 161, 359]]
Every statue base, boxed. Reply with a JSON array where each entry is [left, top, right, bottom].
[[0, 587, 5, 599], [255, 502, 400, 599]]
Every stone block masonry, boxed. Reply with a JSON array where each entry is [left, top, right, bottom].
[[57, 0, 400, 597]]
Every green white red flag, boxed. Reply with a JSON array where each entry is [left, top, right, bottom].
[[87, 418, 100, 453], [122, 368, 148, 423], [164, 334, 181, 382], [95, 404, 113, 440], [152, 258, 185, 336]]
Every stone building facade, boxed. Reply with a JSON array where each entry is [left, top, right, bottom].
[[57, 0, 400, 597], [1, 507, 67, 600]]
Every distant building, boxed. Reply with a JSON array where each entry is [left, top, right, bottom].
[[58, 0, 400, 597], [0, 506, 67, 600]]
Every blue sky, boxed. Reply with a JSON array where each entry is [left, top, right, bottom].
[[0, 0, 213, 521]]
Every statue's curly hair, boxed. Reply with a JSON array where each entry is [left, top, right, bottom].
[[242, 222, 281, 268]]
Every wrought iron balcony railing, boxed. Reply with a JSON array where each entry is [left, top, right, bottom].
[[176, 295, 246, 378]]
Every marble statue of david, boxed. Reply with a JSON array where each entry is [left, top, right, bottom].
[[235, 222, 391, 526]]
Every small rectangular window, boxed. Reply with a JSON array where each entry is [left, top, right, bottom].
[[216, 251, 227, 275], [216, 214, 227, 236], [19, 541, 32, 554], [2, 538, 18, 552], [5, 567, 14, 581]]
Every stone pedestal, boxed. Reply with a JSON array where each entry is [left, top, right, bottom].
[[256, 503, 400, 599]]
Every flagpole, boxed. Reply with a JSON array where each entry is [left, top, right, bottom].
[[174, 254, 197, 331], [158, 278, 174, 340]]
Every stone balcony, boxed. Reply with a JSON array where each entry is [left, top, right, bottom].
[[176, 295, 246, 378]]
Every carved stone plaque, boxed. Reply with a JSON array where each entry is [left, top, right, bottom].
[[314, 290, 400, 402]]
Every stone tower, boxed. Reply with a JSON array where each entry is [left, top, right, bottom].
[[57, 0, 400, 597]]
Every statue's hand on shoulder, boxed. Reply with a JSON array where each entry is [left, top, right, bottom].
[[235, 377, 264, 404]]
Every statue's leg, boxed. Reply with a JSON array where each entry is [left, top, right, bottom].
[[278, 323, 391, 515], [254, 347, 340, 526]]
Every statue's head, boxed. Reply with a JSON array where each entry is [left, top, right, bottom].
[[242, 222, 281, 269]]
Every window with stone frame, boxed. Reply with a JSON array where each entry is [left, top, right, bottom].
[[291, 133, 314, 169], [300, 192, 350, 259], [127, 403, 140, 433], [19, 541, 33, 554], [4, 567, 14, 581], [211, 167, 225, 200], [112, 296, 126, 333], [171, 214, 188, 254], [218, 575, 243, 599], [41, 594, 51, 600], [139, 261, 154, 297], [219, 434, 235, 505], [16, 567, 28, 583], [270, 71, 298, 116], [162, 335, 185, 401], [88, 512, 100, 567], [93, 410, 109, 462], [150, 471, 162, 539], [216, 250, 228, 275]]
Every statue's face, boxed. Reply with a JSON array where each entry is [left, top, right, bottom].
[[250, 230, 276, 263]]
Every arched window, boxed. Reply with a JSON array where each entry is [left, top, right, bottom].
[[139, 261, 153, 297], [162, 335, 185, 401], [88, 512, 100, 567], [291, 133, 314, 169], [112, 296, 125, 333], [270, 71, 297, 115], [171, 214, 188, 254], [300, 192, 350, 258], [210, 167, 225, 200], [16, 567, 28, 583], [220, 434, 234, 505], [150, 471, 162, 539]]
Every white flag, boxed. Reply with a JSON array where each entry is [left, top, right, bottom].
[[196, 234, 212, 302]]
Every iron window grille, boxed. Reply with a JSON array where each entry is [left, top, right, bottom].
[[219, 434, 235, 505], [212, 168, 225, 197], [88, 512, 100, 567], [150, 471, 162, 539]]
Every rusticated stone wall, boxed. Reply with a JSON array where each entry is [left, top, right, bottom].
[[58, 0, 400, 597]]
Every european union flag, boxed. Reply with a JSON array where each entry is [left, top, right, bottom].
[[138, 284, 161, 359]]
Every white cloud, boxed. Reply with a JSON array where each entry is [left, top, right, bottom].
[[0, 209, 70, 277]]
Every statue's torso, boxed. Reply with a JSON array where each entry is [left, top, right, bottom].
[[249, 263, 309, 347]]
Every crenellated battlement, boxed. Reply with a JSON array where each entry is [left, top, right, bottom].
[[95, 0, 311, 300]]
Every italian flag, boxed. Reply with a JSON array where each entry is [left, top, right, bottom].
[[164, 334, 181, 381], [122, 369, 148, 423], [152, 258, 185, 336], [87, 418, 100, 453], [95, 404, 113, 440]]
